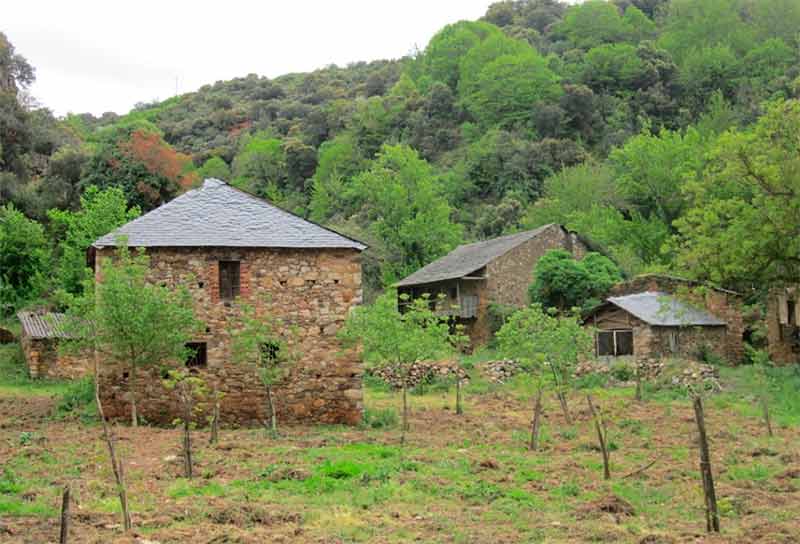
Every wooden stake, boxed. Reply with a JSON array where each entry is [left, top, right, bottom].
[[761, 396, 774, 437], [692, 396, 720, 533], [529, 387, 544, 451], [586, 395, 610, 480], [455, 377, 463, 415], [59, 485, 70, 544]]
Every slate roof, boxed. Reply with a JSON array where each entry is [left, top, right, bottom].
[[603, 291, 726, 327], [395, 225, 554, 287], [93, 178, 366, 250], [17, 312, 73, 339]]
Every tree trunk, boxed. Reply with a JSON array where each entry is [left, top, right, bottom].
[[587, 395, 610, 480], [761, 396, 773, 437], [59, 485, 70, 544], [550, 364, 572, 424], [693, 396, 720, 533], [210, 399, 220, 446], [94, 363, 132, 531], [401, 384, 408, 446], [635, 365, 643, 402], [455, 378, 463, 415], [183, 417, 193, 479], [529, 387, 544, 451], [129, 364, 137, 428], [265, 385, 277, 434]]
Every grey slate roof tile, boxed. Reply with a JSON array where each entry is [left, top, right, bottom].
[[395, 225, 554, 287], [93, 179, 366, 250], [605, 291, 726, 327]]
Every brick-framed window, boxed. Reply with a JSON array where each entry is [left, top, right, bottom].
[[219, 260, 240, 301], [185, 342, 208, 368]]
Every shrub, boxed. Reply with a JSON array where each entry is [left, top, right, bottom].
[[610, 360, 635, 382], [362, 407, 398, 429], [54, 377, 96, 421]]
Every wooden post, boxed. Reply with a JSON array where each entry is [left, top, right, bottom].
[[530, 387, 544, 451], [455, 377, 463, 415], [587, 395, 610, 480], [59, 485, 70, 544], [761, 396, 774, 437], [692, 396, 720, 533]]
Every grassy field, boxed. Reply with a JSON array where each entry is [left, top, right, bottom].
[[0, 347, 799, 543]]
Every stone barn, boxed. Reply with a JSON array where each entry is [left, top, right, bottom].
[[395, 224, 589, 347], [89, 178, 366, 426], [767, 286, 800, 364], [17, 311, 90, 379]]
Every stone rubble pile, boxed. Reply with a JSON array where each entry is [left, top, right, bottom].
[[574, 358, 721, 389], [368, 360, 468, 389], [482, 359, 522, 383]]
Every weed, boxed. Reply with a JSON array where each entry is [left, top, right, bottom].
[[362, 407, 397, 429]]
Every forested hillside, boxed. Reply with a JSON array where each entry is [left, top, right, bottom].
[[2, 0, 800, 310]]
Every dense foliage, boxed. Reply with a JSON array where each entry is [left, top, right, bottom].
[[529, 249, 623, 311], [2, 0, 800, 312]]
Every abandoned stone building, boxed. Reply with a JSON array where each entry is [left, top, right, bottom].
[[90, 178, 366, 425], [584, 275, 744, 363], [767, 286, 800, 364], [17, 311, 90, 379], [395, 224, 589, 346]]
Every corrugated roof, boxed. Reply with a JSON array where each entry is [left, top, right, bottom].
[[606, 291, 726, 327], [93, 178, 366, 250], [395, 225, 554, 287], [17, 312, 73, 339]]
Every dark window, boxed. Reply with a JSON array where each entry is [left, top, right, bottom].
[[219, 260, 240, 301], [259, 342, 280, 365], [615, 330, 634, 356], [185, 342, 207, 368], [597, 331, 614, 356], [449, 287, 457, 300], [597, 330, 633, 356], [789, 300, 797, 327]]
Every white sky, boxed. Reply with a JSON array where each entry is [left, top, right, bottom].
[[5, 1, 494, 117]]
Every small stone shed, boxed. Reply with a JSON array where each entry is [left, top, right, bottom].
[[395, 224, 589, 346], [767, 286, 800, 364], [17, 311, 89, 379], [90, 178, 367, 426]]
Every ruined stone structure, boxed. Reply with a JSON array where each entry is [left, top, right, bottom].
[[17, 311, 90, 379], [766, 286, 800, 365], [585, 275, 744, 363], [90, 179, 366, 426], [396, 224, 589, 346]]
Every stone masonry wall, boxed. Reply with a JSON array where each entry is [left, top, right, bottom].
[[20, 335, 91, 380], [95, 246, 364, 426], [610, 275, 744, 363], [767, 287, 800, 365]]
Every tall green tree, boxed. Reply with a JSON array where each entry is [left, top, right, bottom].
[[0, 204, 49, 312], [529, 249, 622, 312]]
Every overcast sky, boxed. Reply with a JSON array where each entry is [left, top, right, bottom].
[[4, 1, 495, 117]]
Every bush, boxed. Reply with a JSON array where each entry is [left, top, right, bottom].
[[610, 360, 635, 382], [54, 377, 96, 421], [362, 407, 398, 429], [487, 303, 516, 342]]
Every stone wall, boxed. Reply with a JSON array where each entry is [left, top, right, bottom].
[[95, 246, 364, 426], [767, 287, 800, 365], [609, 275, 744, 363], [20, 336, 91, 380]]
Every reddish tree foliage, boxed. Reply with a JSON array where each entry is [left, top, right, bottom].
[[119, 130, 198, 190]]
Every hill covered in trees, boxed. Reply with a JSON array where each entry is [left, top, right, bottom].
[[2, 0, 800, 310]]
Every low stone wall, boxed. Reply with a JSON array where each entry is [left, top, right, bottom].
[[20, 336, 91, 380]]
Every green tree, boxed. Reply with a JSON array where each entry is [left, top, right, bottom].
[[0, 203, 49, 312], [231, 132, 287, 197], [675, 99, 800, 288], [65, 244, 201, 427], [229, 301, 295, 434], [529, 249, 622, 312], [417, 20, 501, 90], [496, 304, 594, 440], [339, 291, 461, 444], [48, 186, 140, 296], [348, 144, 463, 284], [555, 1, 649, 49], [197, 156, 231, 181], [162, 369, 208, 479]]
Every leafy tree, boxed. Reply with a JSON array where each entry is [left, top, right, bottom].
[[417, 20, 501, 90], [678, 45, 741, 115], [197, 156, 231, 181], [162, 369, 209, 478], [48, 186, 140, 296], [675, 99, 800, 288], [581, 43, 650, 93], [496, 304, 594, 442], [65, 244, 201, 427], [340, 291, 462, 444], [529, 249, 622, 312], [229, 300, 295, 434], [308, 133, 367, 222], [555, 1, 650, 49], [0, 204, 49, 313], [348, 144, 463, 284], [231, 132, 287, 197]]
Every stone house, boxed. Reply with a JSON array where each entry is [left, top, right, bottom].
[[89, 178, 366, 426], [584, 275, 744, 363], [17, 311, 90, 379], [395, 224, 589, 346], [766, 286, 800, 364]]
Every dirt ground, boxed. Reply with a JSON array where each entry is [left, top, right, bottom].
[[1, 379, 799, 543]]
